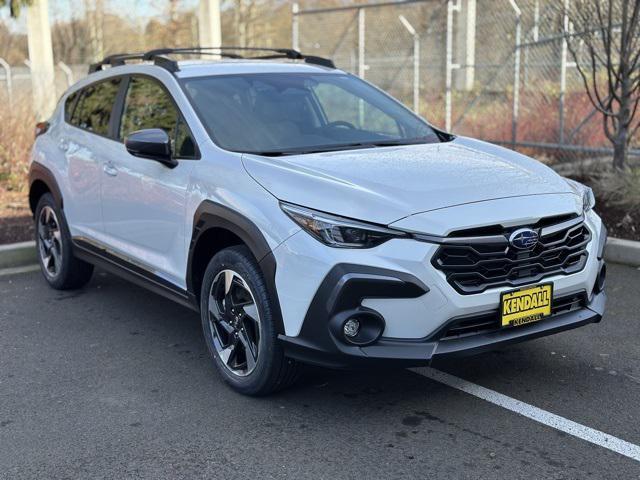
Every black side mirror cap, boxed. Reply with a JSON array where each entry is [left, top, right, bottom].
[[125, 128, 177, 168]]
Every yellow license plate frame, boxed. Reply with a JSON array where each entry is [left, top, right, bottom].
[[500, 283, 553, 327]]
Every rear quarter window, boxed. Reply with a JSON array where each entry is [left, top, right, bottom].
[[70, 78, 121, 136], [64, 91, 79, 122]]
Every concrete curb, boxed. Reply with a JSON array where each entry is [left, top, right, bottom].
[[0, 237, 639, 271], [0, 241, 37, 270], [604, 237, 640, 268]]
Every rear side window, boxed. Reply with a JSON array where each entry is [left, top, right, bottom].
[[70, 78, 121, 136], [64, 91, 79, 122], [120, 76, 198, 159]]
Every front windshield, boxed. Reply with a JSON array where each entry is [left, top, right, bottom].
[[181, 72, 441, 155]]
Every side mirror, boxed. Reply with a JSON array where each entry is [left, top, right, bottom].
[[125, 129, 177, 168]]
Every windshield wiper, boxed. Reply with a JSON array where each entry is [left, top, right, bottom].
[[246, 139, 431, 157], [248, 151, 288, 157], [346, 139, 427, 148]]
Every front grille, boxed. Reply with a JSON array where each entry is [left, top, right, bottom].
[[439, 291, 588, 340], [432, 217, 591, 294]]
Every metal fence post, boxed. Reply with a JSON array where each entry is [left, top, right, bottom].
[[292, 3, 300, 51], [413, 33, 420, 115], [358, 7, 366, 125], [358, 7, 366, 79], [533, 0, 540, 41], [445, 0, 454, 131], [455, 0, 476, 91], [399, 15, 420, 114], [58, 61, 74, 88], [509, 0, 522, 145], [446, 0, 461, 131], [0, 58, 12, 106], [559, 0, 569, 144]]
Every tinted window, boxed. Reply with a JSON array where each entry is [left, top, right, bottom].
[[70, 78, 121, 136], [313, 83, 400, 136], [175, 118, 196, 158], [181, 73, 439, 154], [120, 76, 197, 159], [64, 91, 79, 122]]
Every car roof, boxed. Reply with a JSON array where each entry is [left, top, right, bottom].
[[64, 59, 345, 99]]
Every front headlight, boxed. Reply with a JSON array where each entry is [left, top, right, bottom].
[[582, 186, 596, 212], [565, 178, 595, 212], [280, 202, 406, 248]]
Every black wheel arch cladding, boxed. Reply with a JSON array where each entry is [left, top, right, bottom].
[[188, 200, 285, 334], [29, 162, 64, 215]]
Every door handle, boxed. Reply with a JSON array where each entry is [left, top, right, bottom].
[[58, 139, 69, 152], [103, 162, 118, 177]]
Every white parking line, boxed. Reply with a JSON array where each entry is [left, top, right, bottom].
[[413, 367, 640, 463]]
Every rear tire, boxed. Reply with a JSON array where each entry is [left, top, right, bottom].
[[200, 245, 300, 395], [34, 193, 93, 290]]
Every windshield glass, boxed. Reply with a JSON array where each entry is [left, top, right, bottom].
[[181, 73, 441, 155]]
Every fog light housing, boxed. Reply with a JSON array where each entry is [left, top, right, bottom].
[[331, 309, 385, 346], [343, 318, 361, 338]]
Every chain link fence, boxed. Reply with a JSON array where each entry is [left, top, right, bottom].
[[293, 0, 640, 168], [0, 63, 87, 106], [2, 0, 638, 168]]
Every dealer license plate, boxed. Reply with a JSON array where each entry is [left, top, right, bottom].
[[500, 283, 553, 327]]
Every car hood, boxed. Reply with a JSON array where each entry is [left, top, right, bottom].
[[241, 136, 575, 225]]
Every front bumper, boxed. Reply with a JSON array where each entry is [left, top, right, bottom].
[[278, 267, 606, 369], [272, 209, 606, 368]]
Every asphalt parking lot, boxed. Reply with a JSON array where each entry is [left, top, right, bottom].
[[1, 264, 639, 479]]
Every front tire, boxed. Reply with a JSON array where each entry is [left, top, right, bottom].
[[34, 193, 93, 290], [200, 246, 300, 395]]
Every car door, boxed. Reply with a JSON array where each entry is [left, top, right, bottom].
[[60, 78, 122, 240], [100, 74, 199, 289]]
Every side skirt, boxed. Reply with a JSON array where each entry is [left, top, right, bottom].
[[72, 237, 199, 312]]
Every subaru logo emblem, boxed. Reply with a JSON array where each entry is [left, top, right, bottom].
[[509, 228, 539, 250]]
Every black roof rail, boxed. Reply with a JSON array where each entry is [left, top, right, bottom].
[[88, 52, 188, 74], [88, 46, 335, 74], [89, 53, 142, 73], [145, 47, 335, 69]]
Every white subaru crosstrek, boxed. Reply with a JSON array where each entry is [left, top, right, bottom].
[[29, 48, 607, 395]]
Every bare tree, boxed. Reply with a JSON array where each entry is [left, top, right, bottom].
[[51, 18, 90, 64], [565, 0, 640, 169], [85, 0, 104, 62], [0, 22, 28, 62]]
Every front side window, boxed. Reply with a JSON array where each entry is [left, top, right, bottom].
[[119, 76, 197, 158], [175, 118, 196, 158], [70, 78, 121, 136], [181, 73, 440, 155]]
